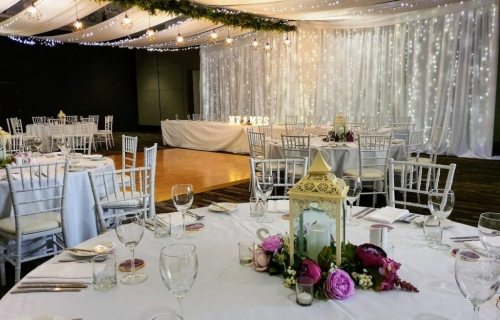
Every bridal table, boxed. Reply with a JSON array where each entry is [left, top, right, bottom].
[[26, 123, 97, 153], [0, 154, 115, 246], [0, 203, 496, 320]]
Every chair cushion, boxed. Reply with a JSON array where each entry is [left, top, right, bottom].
[[116, 175, 131, 184], [343, 168, 385, 179], [101, 192, 144, 208], [408, 157, 432, 164], [0, 212, 61, 235], [392, 164, 415, 172]]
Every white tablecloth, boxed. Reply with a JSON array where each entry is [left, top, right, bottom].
[[160, 121, 330, 154], [26, 123, 97, 153], [0, 155, 114, 246], [0, 204, 495, 320], [267, 136, 407, 177]]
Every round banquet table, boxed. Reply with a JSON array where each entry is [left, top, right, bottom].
[[26, 123, 97, 153], [0, 203, 496, 320], [0, 154, 114, 247]]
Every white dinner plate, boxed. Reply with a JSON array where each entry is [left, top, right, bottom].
[[70, 240, 115, 257], [413, 216, 453, 228], [91, 157, 107, 161], [208, 203, 239, 212], [11, 313, 63, 320]]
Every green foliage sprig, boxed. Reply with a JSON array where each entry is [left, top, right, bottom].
[[110, 0, 296, 32]]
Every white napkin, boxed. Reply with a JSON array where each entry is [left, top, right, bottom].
[[377, 127, 392, 134], [464, 241, 489, 256], [363, 206, 409, 224], [25, 262, 92, 284], [147, 212, 196, 228], [82, 154, 102, 159], [267, 200, 289, 213]]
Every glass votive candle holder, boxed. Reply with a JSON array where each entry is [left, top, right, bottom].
[[238, 241, 255, 266], [296, 276, 314, 306]]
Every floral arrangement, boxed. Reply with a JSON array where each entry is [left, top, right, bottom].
[[253, 233, 418, 300], [110, 0, 296, 32]]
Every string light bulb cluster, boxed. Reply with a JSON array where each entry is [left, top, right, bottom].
[[283, 33, 291, 48], [176, 25, 185, 46], [251, 38, 260, 50], [225, 30, 234, 47], [73, 0, 83, 33], [264, 33, 272, 53], [209, 30, 219, 43], [25, 2, 42, 21], [121, 14, 133, 29], [145, 15, 155, 41]]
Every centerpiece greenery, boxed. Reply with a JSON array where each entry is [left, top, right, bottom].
[[110, 0, 296, 32]]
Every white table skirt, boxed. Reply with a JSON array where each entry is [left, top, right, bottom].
[[267, 136, 407, 177], [26, 123, 97, 153], [160, 121, 330, 154], [0, 155, 114, 247], [0, 203, 495, 320]]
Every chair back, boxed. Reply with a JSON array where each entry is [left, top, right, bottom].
[[249, 158, 309, 200], [6, 118, 13, 135], [88, 166, 153, 234], [429, 126, 443, 164], [393, 116, 412, 124], [75, 123, 93, 135], [347, 122, 368, 134], [306, 115, 321, 127], [49, 124, 65, 136], [122, 135, 138, 171], [361, 116, 379, 131], [104, 115, 113, 132], [281, 135, 311, 165], [8, 135, 23, 154], [407, 130, 424, 161], [81, 117, 93, 123], [357, 134, 393, 179], [48, 118, 63, 126], [144, 143, 158, 218], [392, 123, 415, 143], [285, 115, 298, 123], [89, 115, 99, 125], [388, 159, 456, 210], [10, 118, 23, 135], [258, 125, 273, 138], [65, 116, 78, 123], [32, 116, 46, 124], [247, 130, 266, 159], [62, 134, 93, 154], [192, 114, 201, 121], [285, 122, 305, 135]]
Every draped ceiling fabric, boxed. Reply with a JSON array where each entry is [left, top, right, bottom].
[[0, 0, 497, 158]]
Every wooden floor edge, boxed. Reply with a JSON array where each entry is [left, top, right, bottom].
[[156, 178, 250, 202]]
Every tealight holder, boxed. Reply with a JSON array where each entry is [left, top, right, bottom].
[[296, 277, 314, 306]]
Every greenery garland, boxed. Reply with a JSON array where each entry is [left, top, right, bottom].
[[110, 0, 296, 32]]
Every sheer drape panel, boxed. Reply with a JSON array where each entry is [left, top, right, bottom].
[[200, 3, 498, 158]]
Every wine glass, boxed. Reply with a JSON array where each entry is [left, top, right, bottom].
[[455, 248, 500, 320], [255, 175, 273, 223], [32, 137, 42, 156], [427, 189, 455, 250], [56, 139, 65, 153], [115, 211, 147, 285], [172, 184, 194, 239], [160, 244, 198, 318], [478, 212, 500, 258], [187, 114, 191, 121], [342, 176, 362, 226]]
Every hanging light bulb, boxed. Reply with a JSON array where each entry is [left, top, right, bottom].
[[283, 33, 291, 48], [25, 2, 42, 21], [251, 38, 260, 50], [176, 25, 185, 46], [121, 14, 133, 29], [73, 1, 83, 33], [145, 15, 155, 41], [209, 30, 219, 43], [225, 30, 234, 48], [264, 33, 272, 53]]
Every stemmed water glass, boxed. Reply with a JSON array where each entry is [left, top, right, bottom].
[[172, 184, 194, 239], [255, 175, 274, 223], [115, 211, 148, 285], [454, 248, 500, 320], [342, 176, 362, 226], [187, 114, 191, 121], [160, 244, 198, 318], [32, 137, 42, 157], [478, 212, 500, 258], [427, 189, 455, 250]]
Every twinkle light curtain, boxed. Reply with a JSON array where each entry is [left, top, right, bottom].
[[201, 0, 499, 158]]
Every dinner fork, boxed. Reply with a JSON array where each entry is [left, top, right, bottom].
[[186, 211, 204, 220]]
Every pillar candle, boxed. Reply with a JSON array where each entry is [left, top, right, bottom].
[[307, 224, 331, 261]]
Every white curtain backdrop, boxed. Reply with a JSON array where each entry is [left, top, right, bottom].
[[200, 1, 499, 158]]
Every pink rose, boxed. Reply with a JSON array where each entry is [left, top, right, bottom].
[[356, 243, 387, 267], [253, 247, 270, 272], [299, 259, 321, 285], [325, 269, 355, 300], [262, 235, 282, 255]]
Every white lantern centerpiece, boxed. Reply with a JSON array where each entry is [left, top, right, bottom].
[[0, 127, 10, 162], [288, 150, 348, 266]]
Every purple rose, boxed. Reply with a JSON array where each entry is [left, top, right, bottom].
[[324, 269, 355, 300], [253, 247, 271, 272], [262, 235, 282, 255], [299, 259, 321, 285], [356, 243, 387, 267]]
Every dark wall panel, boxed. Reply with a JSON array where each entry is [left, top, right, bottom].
[[0, 37, 138, 131]]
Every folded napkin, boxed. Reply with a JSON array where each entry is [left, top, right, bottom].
[[267, 200, 289, 213], [82, 154, 102, 159], [392, 139, 405, 144], [25, 262, 92, 284], [363, 206, 409, 224], [146, 212, 196, 228], [377, 127, 392, 134], [464, 241, 489, 256]]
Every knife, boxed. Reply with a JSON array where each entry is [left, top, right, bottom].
[[356, 208, 377, 219], [352, 207, 371, 218], [450, 236, 480, 240], [18, 283, 88, 289], [11, 288, 81, 294], [65, 248, 113, 254]]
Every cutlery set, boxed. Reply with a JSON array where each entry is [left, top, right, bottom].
[[211, 202, 230, 211], [451, 236, 480, 243], [11, 282, 88, 294], [353, 208, 376, 219]]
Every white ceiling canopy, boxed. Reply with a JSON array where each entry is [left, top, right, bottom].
[[0, 1, 21, 14]]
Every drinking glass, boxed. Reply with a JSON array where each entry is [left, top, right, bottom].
[[478, 212, 500, 258], [172, 184, 194, 239], [342, 176, 362, 226], [175, 114, 179, 121], [187, 114, 191, 121], [455, 248, 500, 320], [255, 175, 273, 223], [427, 189, 454, 250], [56, 139, 65, 152], [32, 137, 42, 156], [160, 244, 198, 318], [115, 211, 147, 285]]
